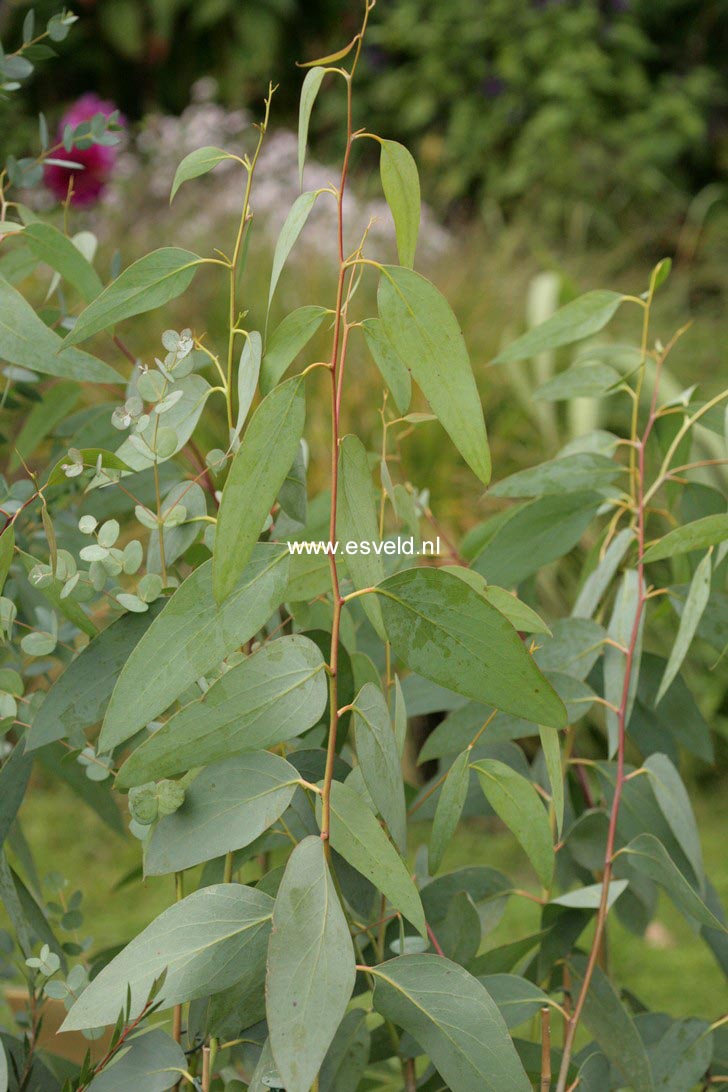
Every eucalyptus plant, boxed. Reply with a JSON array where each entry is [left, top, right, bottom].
[[0, 4, 727, 1091]]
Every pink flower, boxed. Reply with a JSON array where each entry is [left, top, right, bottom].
[[44, 93, 125, 206]]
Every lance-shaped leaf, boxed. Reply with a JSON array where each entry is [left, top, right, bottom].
[[491, 291, 623, 364], [441, 565, 551, 635], [644, 753, 704, 887], [572, 527, 634, 619], [0, 744, 32, 848], [235, 331, 262, 438], [170, 146, 237, 202], [0, 276, 121, 383], [618, 834, 722, 929], [267, 837, 356, 1092], [268, 191, 317, 310], [430, 749, 469, 873], [23, 221, 102, 302], [604, 569, 643, 756], [261, 305, 328, 394], [374, 567, 566, 728], [380, 139, 420, 268], [213, 376, 304, 602], [62, 248, 202, 345], [377, 266, 490, 483], [362, 317, 411, 414], [9, 380, 80, 471], [0, 526, 14, 591], [539, 722, 564, 838], [657, 551, 711, 702], [26, 603, 164, 751], [643, 513, 728, 562], [319, 780, 426, 936], [352, 682, 406, 851], [100, 544, 289, 749], [490, 453, 621, 498], [116, 635, 326, 786], [472, 759, 554, 888], [145, 752, 299, 875], [337, 435, 385, 638], [298, 66, 326, 187], [372, 954, 531, 1092], [86, 1028, 186, 1092], [569, 954, 655, 1092], [62, 884, 273, 1030]]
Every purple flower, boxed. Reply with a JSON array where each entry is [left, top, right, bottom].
[[44, 93, 125, 206]]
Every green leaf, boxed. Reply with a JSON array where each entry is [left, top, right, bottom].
[[214, 376, 305, 602], [0, 744, 33, 849], [479, 974, 552, 1029], [319, 1010, 370, 1092], [568, 954, 655, 1092], [441, 566, 551, 635], [374, 567, 566, 728], [9, 380, 79, 471], [492, 291, 623, 364], [618, 833, 722, 929], [23, 222, 102, 302], [267, 836, 355, 1092], [538, 722, 564, 838], [361, 317, 411, 414], [145, 752, 299, 875], [641, 1016, 713, 1092], [62, 883, 273, 1030], [337, 434, 386, 638], [0, 527, 14, 592], [260, 305, 328, 395], [644, 753, 704, 886], [604, 570, 643, 756], [0, 276, 121, 383], [657, 552, 711, 702], [116, 635, 326, 786], [377, 266, 490, 483], [550, 879, 628, 910], [430, 749, 469, 873], [319, 780, 426, 936], [113, 374, 211, 474], [490, 453, 621, 498], [268, 191, 317, 311], [25, 603, 164, 751], [380, 139, 420, 268], [534, 361, 621, 401], [473, 492, 602, 587], [352, 682, 406, 851], [235, 331, 262, 438], [16, 548, 98, 637], [472, 759, 554, 887], [298, 67, 326, 188], [38, 743, 124, 835], [86, 1028, 186, 1092], [573, 527, 634, 619], [643, 513, 728, 562], [371, 954, 531, 1091], [170, 146, 236, 202], [62, 248, 202, 345], [100, 544, 289, 749], [0, 1038, 6, 1092]]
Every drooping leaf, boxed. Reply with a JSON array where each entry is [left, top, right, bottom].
[[538, 722, 564, 838], [298, 67, 326, 188], [657, 551, 711, 702], [568, 954, 655, 1092], [627, 652, 712, 764], [429, 749, 470, 873], [0, 744, 32, 848], [362, 317, 411, 414], [490, 453, 621, 498], [268, 191, 317, 310], [25, 603, 164, 751], [472, 759, 554, 888], [0, 527, 14, 593], [492, 291, 623, 364], [86, 1028, 186, 1092], [377, 266, 490, 483], [374, 567, 566, 728], [213, 376, 304, 603], [640, 1016, 713, 1092], [117, 635, 326, 786], [534, 360, 621, 401], [62, 248, 202, 345], [337, 434, 386, 638], [643, 513, 728, 562], [379, 139, 420, 268], [260, 305, 328, 394], [170, 146, 236, 202], [145, 752, 299, 875], [371, 954, 531, 1091], [267, 837, 356, 1092], [352, 682, 406, 851], [62, 884, 273, 1030], [235, 331, 262, 438], [604, 570, 644, 757], [319, 1010, 370, 1092], [644, 753, 704, 888], [9, 380, 80, 471], [473, 492, 602, 587], [23, 221, 102, 301], [319, 780, 426, 936], [100, 545, 289, 749], [479, 974, 552, 1029], [572, 527, 634, 619], [0, 275, 121, 383], [618, 834, 722, 929]]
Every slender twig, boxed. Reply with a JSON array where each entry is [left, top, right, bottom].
[[541, 1006, 552, 1091]]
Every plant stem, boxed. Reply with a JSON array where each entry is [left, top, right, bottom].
[[541, 1006, 552, 1091]]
